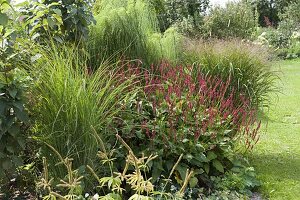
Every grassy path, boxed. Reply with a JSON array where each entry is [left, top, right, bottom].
[[250, 59, 300, 200]]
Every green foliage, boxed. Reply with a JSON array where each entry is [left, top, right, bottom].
[[36, 135, 192, 199], [21, 0, 95, 43], [254, 1, 300, 59], [0, 68, 29, 179], [109, 62, 261, 199], [155, 0, 209, 33], [0, 0, 30, 181], [29, 44, 135, 178], [0, 1, 272, 199], [251, 0, 296, 27], [183, 39, 276, 108], [88, 0, 181, 68], [278, 1, 300, 31], [210, 159, 260, 196], [35, 131, 260, 199], [203, 1, 258, 39]]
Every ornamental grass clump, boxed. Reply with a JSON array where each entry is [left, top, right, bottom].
[[183, 39, 277, 108], [114, 62, 261, 191], [88, 0, 181, 68], [29, 44, 135, 178]]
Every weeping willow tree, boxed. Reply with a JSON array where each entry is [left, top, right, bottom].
[[88, 0, 182, 68]]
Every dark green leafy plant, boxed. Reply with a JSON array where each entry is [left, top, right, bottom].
[[155, 0, 209, 33], [0, 0, 30, 180], [210, 159, 261, 196], [0, 69, 29, 179], [110, 62, 261, 196], [251, 0, 296, 27], [20, 0, 95, 43]]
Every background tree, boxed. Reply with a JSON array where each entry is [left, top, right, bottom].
[[250, 0, 296, 27], [151, 0, 210, 32]]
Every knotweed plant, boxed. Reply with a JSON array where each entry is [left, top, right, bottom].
[[114, 61, 261, 193]]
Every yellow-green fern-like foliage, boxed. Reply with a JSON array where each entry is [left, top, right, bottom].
[[88, 0, 182, 68]]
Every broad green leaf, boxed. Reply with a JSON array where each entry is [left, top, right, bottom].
[[3, 29, 14, 38], [196, 153, 209, 162], [176, 163, 189, 180], [8, 88, 17, 98], [52, 8, 62, 16], [13, 101, 24, 111], [17, 137, 26, 149], [2, 159, 12, 170], [15, 107, 29, 122], [8, 125, 20, 136], [212, 160, 224, 173], [204, 163, 210, 174], [195, 142, 205, 151], [189, 176, 198, 188], [47, 17, 56, 28], [0, 13, 9, 26], [185, 153, 193, 161], [6, 146, 15, 153], [52, 14, 63, 24], [0, 100, 7, 115], [207, 151, 217, 161], [152, 161, 163, 181]]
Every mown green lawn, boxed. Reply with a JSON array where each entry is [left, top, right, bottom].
[[250, 59, 300, 200]]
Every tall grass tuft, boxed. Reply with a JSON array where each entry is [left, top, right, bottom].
[[183, 39, 277, 108], [30, 44, 135, 177], [88, 0, 181, 68]]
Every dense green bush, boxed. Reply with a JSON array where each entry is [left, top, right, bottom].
[[254, 1, 300, 59], [1, 1, 272, 199], [21, 0, 95, 42], [203, 1, 258, 39], [0, 69, 30, 179], [107, 62, 261, 199], [29, 45, 135, 178], [154, 0, 209, 33], [183, 39, 276, 108], [251, 0, 296, 27], [88, 0, 181, 68], [35, 134, 260, 199], [0, 0, 31, 181], [278, 1, 300, 32]]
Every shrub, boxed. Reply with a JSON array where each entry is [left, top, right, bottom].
[[111, 62, 261, 197], [155, 0, 209, 33], [254, 2, 300, 59], [203, 1, 258, 39], [255, 28, 290, 48], [252, 0, 296, 27], [0, 69, 30, 179], [21, 0, 95, 43], [0, 0, 30, 181], [29, 44, 135, 178], [36, 134, 259, 199], [278, 1, 300, 33], [183, 39, 276, 108], [88, 0, 181, 68]]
